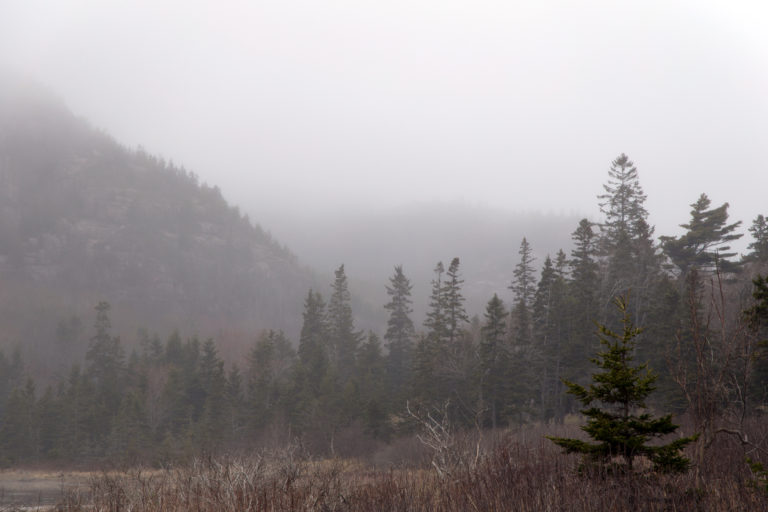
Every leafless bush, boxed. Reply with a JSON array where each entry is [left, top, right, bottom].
[[669, 266, 768, 485], [406, 400, 483, 480]]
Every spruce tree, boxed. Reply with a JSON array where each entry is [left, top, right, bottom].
[[510, 238, 536, 347], [197, 339, 227, 450], [424, 261, 447, 345], [225, 364, 246, 442], [598, 154, 649, 255], [479, 294, 509, 428], [109, 390, 151, 463], [416, 261, 446, 406], [297, 289, 329, 390], [745, 275, 768, 405], [0, 348, 24, 424], [597, 155, 661, 330], [384, 265, 415, 408], [59, 364, 98, 458], [548, 297, 697, 474], [746, 214, 768, 264], [357, 332, 389, 439], [567, 219, 600, 389], [247, 330, 295, 432], [418, 259, 469, 410], [36, 386, 61, 459], [510, 238, 537, 309], [443, 258, 469, 346], [599, 155, 647, 230], [533, 255, 556, 340], [85, 301, 126, 448], [533, 254, 570, 421], [327, 264, 362, 381], [0, 379, 37, 463]]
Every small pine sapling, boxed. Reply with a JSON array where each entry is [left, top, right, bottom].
[[547, 297, 698, 474]]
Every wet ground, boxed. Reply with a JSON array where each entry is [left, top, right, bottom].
[[0, 470, 90, 510]]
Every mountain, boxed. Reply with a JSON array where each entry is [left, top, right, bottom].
[[0, 87, 314, 371]]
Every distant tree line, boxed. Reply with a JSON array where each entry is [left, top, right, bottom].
[[1, 154, 767, 465]]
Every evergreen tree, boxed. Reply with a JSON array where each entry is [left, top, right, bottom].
[[0, 348, 24, 423], [225, 364, 246, 442], [384, 265, 415, 409], [510, 237, 537, 308], [640, 275, 686, 411], [0, 379, 37, 463], [746, 214, 768, 264], [745, 275, 768, 405], [327, 265, 362, 381], [598, 154, 648, 254], [247, 330, 295, 432], [84, 301, 126, 448], [424, 261, 447, 345], [533, 254, 570, 421], [510, 238, 536, 347], [548, 297, 697, 474], [158, 366, 192, 439], [554, 249, 569, 281], [629, 216, 663, 323], [109, 390, 151, 463], [597, 155, 660, 328], [139, 329, 164, 365], [661, 193, 743, 276], [443, 257, 469, 345], [479, 294, 509, 428], [357, 332, 389, 439], [36, 386, 61, 459], [181, 337, 204, 422], [58, 364, 98, 458], [164, 330, 184, 366], [415, 261, 455, 407], [567, 219, 601, 389], [197, 339, 227, 450], [297, 289, 329, 390]]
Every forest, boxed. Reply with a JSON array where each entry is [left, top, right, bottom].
[[1, 154, 768, 510]]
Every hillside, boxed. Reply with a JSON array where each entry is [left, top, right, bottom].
[[0, 89, 314, 369]]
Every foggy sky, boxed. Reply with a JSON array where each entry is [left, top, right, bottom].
[[2, 0, 767, 247]]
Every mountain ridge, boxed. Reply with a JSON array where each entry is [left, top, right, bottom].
[[0, 89, 314, 369]]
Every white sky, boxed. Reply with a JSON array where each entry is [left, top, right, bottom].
[[1, 0, 767, 245]]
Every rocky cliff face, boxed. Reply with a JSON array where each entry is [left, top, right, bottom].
[[0, 91, 312, 366]]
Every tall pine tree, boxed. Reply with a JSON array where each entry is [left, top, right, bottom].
[[384, 265, 415, 410], [510, 238, 536, 347], [479, 294, 509, 429], [327, 265, 362, 381], [443, 257, 469, 346]]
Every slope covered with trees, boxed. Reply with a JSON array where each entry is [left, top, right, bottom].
[[0, 90, 314, 370]]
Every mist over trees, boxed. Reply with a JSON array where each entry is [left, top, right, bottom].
[[253, 202, 582, 327], [1, 142, 767, 468]]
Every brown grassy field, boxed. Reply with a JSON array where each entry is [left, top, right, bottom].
[[42, 421, 768, 512]]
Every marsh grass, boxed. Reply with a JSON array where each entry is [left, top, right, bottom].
[[52, 421, 768, 511]]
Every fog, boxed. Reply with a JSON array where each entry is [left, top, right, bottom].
[[2, 0, 767, 246]]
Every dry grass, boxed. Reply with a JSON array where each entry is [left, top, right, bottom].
[[46, 422, 768, 511]]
